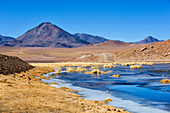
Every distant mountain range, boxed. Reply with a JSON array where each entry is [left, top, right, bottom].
[[132, 36, 163, 44], [0, 35, 15, 42], [81, 40, 143, 50], [0, 22, 90, 48], [74, 33, 108, 44], [0, 22, 165, 48]]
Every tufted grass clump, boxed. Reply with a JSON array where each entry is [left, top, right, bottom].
[[110, 74, 120, 78], [104, 98, 112, 102], [160, 79, 170, 84], [130, 65, 143, 69], [101, 70, 112, 74], [103, 64, 114, 68]]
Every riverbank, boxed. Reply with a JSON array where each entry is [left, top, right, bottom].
[[42, 62, 170, 113], [0, 66, 129, 113]]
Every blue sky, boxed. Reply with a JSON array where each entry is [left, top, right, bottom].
[[0, 0, 170, 42]]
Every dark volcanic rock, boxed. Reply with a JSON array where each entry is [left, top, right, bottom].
[[74, 33, 108, 44], [1, 22, 90, 48], [0, 54, 34, 75]]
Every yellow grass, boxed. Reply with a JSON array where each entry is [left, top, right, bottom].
[[160, 79, 170, 84], [130, 65, 143, 69], [0, 64, 129, 113], [104, 98, 112, 102], [49, 82, 59, 85], [111, 74, 120, 78], [101, 70, 112, 74], [103, 64, 115, 68], [75, 67, 87, 72], [66, 68, 75, 73]]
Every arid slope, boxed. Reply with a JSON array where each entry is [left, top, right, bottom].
[[112, 40, 170, 62], [81, 40, 143, 50], [0, 40, 169, 62]]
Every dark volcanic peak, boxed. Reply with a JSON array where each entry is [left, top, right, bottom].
[[1, 22, 90, 48], [74, 33, 108, 44], [134, 36, 163, 44], [37, 22, 62, 31], [39, 22, 52, 25]]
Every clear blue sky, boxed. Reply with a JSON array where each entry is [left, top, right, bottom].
[[0, 0, 170, 42]]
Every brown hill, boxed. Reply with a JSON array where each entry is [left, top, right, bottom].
[[0, 54, 34, 75], [95, 40, 131, 46], [113, 39, 170, 62], [1, 22, 89, 48], [71, 53, 114, 62], [81, 40, 143, 50], [70, 40, 170, 62]]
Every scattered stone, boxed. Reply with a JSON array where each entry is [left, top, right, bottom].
[[107, 108, 111, 111], [113, 109, 116, 111], [140, 47, 147, 51], [117, 109, 121, 112], [80, 102, 84, 105], [150, 45, 154, 48], [164, 52, 170, 57]]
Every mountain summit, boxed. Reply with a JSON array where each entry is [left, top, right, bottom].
[[134, 36, 162, 44], [1, 22, 89, 48]]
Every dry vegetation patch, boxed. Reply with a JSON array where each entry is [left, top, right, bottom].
[[160, 79, 170, 84], [0, 63, 129, 113]]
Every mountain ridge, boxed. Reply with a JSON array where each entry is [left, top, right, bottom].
[[74, 33, 108, 44], [0, 35, 15, 42], [0, 22, 90, 48], [0, 22, 166, 48]]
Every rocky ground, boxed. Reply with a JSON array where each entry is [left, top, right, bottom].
[[0, 54, 34, 75], [112, 40, 170, 62]]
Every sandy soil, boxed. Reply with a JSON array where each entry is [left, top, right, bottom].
[[0, 40, 169, 63], [0, 66, 129, 113], [112, 40, 170, 62]]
